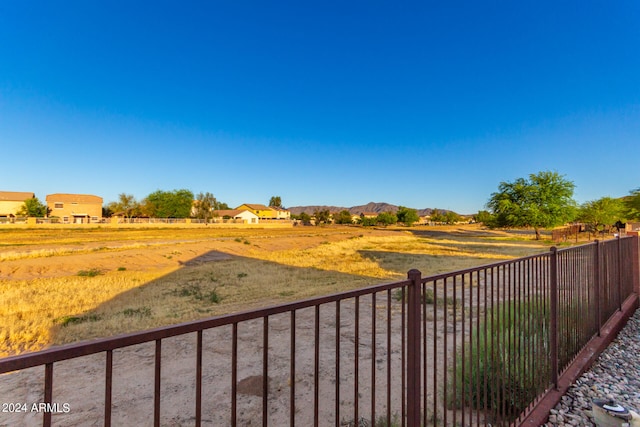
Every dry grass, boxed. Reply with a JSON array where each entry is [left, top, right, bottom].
[[0, 224, 550, 356]]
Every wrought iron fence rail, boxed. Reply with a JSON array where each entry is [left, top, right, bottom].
[[0, 237, 637, 427]]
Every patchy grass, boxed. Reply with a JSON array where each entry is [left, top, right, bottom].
[[77, 268, 102, 277], [0, 225, 551, 356]]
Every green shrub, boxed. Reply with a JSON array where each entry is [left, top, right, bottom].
[[77, 268, 102, 277], [123, 307, 151, 318], [447, 298, 553, 420], [172, 284, 221, 304], [55, 314, 101, 327]]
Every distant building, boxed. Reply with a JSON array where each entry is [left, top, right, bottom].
[[46, 193, 103, 224], [212, 209, 259, 224], [271, 206, 291, 220], [236, 204, 291, 220], [359, 212, 378, 219], [0, 191, 35, 219]]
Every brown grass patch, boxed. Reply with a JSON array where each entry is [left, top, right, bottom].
[[0, 225, 550, 356]]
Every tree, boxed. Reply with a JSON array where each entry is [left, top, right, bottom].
[[298, 212, 312, 225], [359, 216, 378, 226], [396, 206, 419, 226], [194, 192, 217, 222], [18, 197, 48, 217], [108, 193, 139, 219], [269, 196, 283, 208], [376, 211, 398, 226], [430, 209, 446, 224], [474, 210, 494, 225], [486, 171, 576, 240], [577, 197, 624, 235], [144, 189, 194, 218], [334, 210, 354, 224], [444, 211, 461, 225], [624, 188, 640, 220], [313, 209, 331, 225]]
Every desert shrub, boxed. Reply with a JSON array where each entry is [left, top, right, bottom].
[[55, 314, 101, 327], [77, 268, 102, 277], [374, 413, 401, 427], [123, 307, 151, 318], [172, 284, 220, 304], [446, 298, 581, 421]]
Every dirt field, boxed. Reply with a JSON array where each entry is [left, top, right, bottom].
[[0, 224, 551, 426], [0, 225, 550, 356]]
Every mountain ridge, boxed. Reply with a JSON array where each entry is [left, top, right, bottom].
[[287, 202, 444, 217]]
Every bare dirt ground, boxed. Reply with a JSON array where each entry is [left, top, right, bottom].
[[2, 299, 412, 426]]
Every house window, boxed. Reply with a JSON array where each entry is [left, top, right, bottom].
[[63, 217, 69, 223], [91, 216, 98, 222], [55, 203, 63, 209]]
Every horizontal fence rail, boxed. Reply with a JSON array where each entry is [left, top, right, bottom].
[[1, 236, 638, 426]]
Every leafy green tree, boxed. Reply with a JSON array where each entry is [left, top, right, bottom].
[[18, 197, 48, 217], [359, 216, 378, 226], [487, 171, 576, 240], [313, 209, 331, 225], [430, 209, 446, 224], [396, 206, 419, 226], [108, 193, 139, 219], [624, 188, 640, 220], [474, 210, 494, 225], [144, 189, 194, 218], [334, 210, 354, 224], [269, 196, 283, 208], [376, 211, 398, 226], [194, 192, 217, 222], [297, 212, 312, 225], [577, 197, 624, 234], [444, 211, 461, 224]]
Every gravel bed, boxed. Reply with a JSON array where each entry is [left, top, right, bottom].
[[542, 309, 640, 426]]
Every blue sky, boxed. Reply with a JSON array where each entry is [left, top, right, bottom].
[[1, 2, 639, 214]]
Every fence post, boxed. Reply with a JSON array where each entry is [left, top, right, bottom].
[[407, 269, 422, 427], [549, 247, 559, 390], [633, 234, 640, 297], [594, 240, 601, 336], [617, 236, 623, 311]]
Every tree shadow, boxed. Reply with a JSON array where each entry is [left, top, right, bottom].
[[49, 249, 385, 346]]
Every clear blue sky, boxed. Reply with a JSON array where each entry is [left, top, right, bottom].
[[1, 1, 639, 214]]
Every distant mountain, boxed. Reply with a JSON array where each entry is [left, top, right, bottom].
[[287, 202, 440, 217]]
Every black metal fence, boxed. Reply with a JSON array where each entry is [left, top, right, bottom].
[[0, 236, 638, 426]]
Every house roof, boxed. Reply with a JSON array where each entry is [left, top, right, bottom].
[[270, 206, 290, 212], [46, 193, 103, 203], [237, 204, 273, 211], [214, 209, 242, 217], [0, 191, 35, 202]]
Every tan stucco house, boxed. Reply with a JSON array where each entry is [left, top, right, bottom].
[[0, 191, 35, 219], [46, 193, 103, 224], [236, 204, 290, 220], [271, 206, 291, 220]]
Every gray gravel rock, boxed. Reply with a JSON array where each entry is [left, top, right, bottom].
[[542, 309, 640, 426]]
